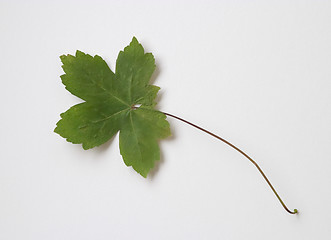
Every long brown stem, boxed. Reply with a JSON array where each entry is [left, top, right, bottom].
[[160, 110, 298, 215]]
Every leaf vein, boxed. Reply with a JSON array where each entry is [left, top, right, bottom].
[[92, 108, 129, 124], [129, 111, 142, 162]]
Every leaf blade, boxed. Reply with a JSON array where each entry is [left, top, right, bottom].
[[115, 37, 156, 105], [55, 37, 171, 177], [60, 51, 129, 106], [119, 108, 170, 177], [55, 102, 129, 150]]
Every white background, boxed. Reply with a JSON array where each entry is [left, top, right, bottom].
[[1, 0, 331, 239]]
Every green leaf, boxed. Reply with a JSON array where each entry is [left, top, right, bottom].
[[55, 37, 171, 177]]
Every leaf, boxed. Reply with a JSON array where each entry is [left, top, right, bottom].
[[55, 37, 171, 177]]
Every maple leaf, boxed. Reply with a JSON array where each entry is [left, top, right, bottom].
[[55, 37, 171, 177], [54, 37, 298, 214]]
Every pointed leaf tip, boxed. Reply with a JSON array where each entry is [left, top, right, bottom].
[[131, 36, 138, 43]]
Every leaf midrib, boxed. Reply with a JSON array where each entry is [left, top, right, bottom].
[[129, 111, 143, 162], [92, 107, 129, 124], [88, 77, 130, 107]]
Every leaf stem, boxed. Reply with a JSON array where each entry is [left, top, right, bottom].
[[160, 110, 298, 215]]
